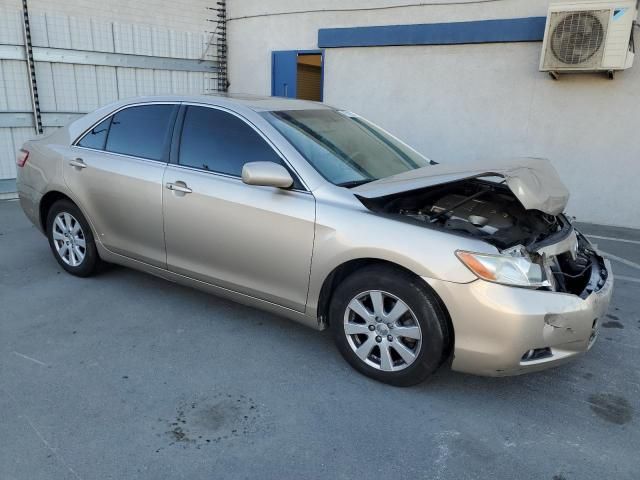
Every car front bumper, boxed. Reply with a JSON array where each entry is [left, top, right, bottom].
[[425, 258, 613, 376]]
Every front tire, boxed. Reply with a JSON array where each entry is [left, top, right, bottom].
[[46, 199, 100, 277], [329, 265, 449, 387]]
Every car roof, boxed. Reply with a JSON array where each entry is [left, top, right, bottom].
[[110, 93, 333, 112], [62, 94, 333, 144]]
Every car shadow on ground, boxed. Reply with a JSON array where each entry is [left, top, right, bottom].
[[98, 262, 630, 415]]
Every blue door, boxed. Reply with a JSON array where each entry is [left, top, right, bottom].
[[271, 50, 298, 98]]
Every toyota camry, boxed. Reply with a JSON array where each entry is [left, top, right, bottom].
[[16, 95, 613, 386]]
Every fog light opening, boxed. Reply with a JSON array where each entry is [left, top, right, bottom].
[[521, 347, 553, 362]]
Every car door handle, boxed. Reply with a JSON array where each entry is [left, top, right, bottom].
[[69, 158, 87, 169], [165, 182, 192, 194]]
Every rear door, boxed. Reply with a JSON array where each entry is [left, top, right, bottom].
[[162, 105, 315, 312], [65, 103, 178, 267]]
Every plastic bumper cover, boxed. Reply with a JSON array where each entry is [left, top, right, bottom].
[[424, 259, 613, 376]]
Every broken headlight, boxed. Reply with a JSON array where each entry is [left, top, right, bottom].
[[455, 249, 550, 288]]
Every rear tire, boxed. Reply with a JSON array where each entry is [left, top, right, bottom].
[[329, 265, 449, 387], [46, 199, 100, 277]]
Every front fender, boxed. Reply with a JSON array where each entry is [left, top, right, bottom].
[[306, 200, 493, 315]]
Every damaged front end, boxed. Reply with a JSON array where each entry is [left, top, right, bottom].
[[358, 175, 607, 297]]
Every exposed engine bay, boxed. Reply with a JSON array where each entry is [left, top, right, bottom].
[[359, 178, 607, 296]]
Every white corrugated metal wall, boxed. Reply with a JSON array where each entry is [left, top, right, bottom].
[[0, 4, 217, 192], [0, 8, 33, 183]]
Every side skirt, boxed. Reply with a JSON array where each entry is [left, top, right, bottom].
[[96, 244, 321, 330]]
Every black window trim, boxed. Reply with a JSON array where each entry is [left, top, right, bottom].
[[171, 102, 310, 193], [72, 101, 180, 164]]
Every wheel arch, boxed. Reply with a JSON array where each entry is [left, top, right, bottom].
[[39, 190, 75, 232], [316, 257, 454, 360]]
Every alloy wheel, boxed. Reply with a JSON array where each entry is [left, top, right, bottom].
[[343, 290, 422, 372], [52, 212, 86, 267]]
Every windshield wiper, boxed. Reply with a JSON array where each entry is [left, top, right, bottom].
[[337, 179, 373, 188]]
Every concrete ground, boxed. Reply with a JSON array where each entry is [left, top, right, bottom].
[[1, 198, 639, 480]]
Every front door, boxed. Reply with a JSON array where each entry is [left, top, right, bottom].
[[65, 103, 178, 267], [162, 105, 315, 312]]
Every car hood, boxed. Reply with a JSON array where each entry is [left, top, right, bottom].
[[352, 157, 569, 215]]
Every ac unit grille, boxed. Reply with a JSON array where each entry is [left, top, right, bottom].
[[543, 9, 610, 70]]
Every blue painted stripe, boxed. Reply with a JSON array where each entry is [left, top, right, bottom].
[[318, 17, 547, 48]]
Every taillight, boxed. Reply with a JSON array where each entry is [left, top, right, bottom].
[[16, 148, 29, 167]]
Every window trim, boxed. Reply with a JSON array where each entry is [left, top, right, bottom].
[[72, 101, 180, 163], [172, 102, 310, 192]]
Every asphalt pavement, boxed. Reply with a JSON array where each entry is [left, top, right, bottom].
[[1, 199, 639, 480]]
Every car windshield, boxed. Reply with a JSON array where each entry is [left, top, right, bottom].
[[261, 109, 432, 187]]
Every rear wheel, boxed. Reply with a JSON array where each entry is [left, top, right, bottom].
[[46, 199, 100, 277], [329, 265, 449, 386]]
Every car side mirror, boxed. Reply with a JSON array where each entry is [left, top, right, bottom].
[[241, 161, 294, 189]]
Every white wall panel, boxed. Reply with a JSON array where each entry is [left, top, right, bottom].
[[0, 126, 38, 179], [0, 61, 9, 111], [113, 22, 135, 55], [151, 27, 171, 57], [169, 31, 189, 59], [170, 71, 189, 94], [95, 66, 118, 105], [153, 70, 172, 95], [25, 0, 211, 34], [69, 15, 94, 51], [10, 127, 34, 158], [28, 11, 49, 47], [1, 5, 217, 187], [0, 128, 15, 179], [133, 24, 153, 56], [115, 68, 136, 99], [188, 71, 205, 95], [0, 7, 26, 181], [0, 8, 23, 46], [33, 62, 56, 111], [1, 60, 31, 111], [135, 68, 155, 95], [45, 13, 72, 49], [186, 32, 205, 60], [74, 65, 99, 111], [51, 63, 78, 111], [90, 17, 115, 53]]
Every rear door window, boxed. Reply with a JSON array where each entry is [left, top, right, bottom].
[[178, 106, 285, 177], [105, 104, 177, 161]]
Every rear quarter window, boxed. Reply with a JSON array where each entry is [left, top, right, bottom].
[[77, 117, 111, 150]]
